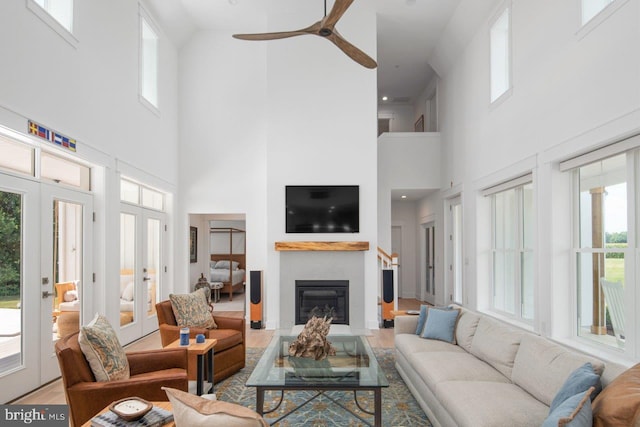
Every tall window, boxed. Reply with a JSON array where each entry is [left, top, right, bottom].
[[582, 0, 615, 25], [140, 11, 159, 109], [574, 153, 627, 349], [490, 5, 511, 103], [490, 179, 534, 321], [32, 0, 74, 33]]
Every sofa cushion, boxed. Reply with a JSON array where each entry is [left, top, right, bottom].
[[409, 351, 511, 385], [420, 307, 460, 344], [512, 334, 605, 407], [549, 363, 601, 412], [470, 317, 524, 379], [592, 363, 640, 427], [169, 289, 217, 329], [78, 314, 130, 382], [455, 308, 481, 353], [396, 333, 466, 357], [436, 381, 549, 427], [543, 387, 594, 427]]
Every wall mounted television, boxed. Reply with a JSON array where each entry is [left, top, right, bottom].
[[286, 185, 359, 233]]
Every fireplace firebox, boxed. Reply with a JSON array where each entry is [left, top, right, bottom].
[[295, 280, 349, 325]]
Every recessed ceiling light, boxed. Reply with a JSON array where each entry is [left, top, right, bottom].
[[401, 195, 407, 199], [382, 96, 388, 101]]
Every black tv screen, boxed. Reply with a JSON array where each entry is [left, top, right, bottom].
[[286, 186, 359, 233]]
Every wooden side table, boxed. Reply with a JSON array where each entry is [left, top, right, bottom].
[[166, 338, 217, 395], [82, 402, 174, 427], [390, 310, 419, 319]]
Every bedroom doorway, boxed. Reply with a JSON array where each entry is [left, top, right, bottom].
[[189, 214, 247, 316]]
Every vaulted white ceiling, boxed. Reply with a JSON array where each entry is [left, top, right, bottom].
[[147, 0, 499, 106]]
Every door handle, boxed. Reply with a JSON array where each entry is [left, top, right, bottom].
[[143, 276, 151, 281], [42, 291, 54, 299]]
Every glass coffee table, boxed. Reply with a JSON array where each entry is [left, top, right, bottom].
[[246, 334, 388, 426]]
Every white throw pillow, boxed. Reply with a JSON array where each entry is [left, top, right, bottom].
[[121, 282, 135, 301], [64, 289, 78, 302]]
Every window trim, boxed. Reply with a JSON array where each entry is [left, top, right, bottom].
[[26, 0, 78, 48], [138, 5, 160, 115], [577, 0, 632, 39], [488, 177, 534, 322], [488, 1, 513, 105]]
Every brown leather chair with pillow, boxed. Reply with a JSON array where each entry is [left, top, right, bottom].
[[156, 298, 245, 383], [55, 331, 188, 427]]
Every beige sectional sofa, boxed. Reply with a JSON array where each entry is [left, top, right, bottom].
[[394, 306, 627, 427]]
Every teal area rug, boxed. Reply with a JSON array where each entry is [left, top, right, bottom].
[[215, 347, 431, 426]]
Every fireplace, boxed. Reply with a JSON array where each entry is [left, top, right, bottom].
[[295, 280, 349, 325]]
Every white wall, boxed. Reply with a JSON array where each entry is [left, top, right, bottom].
[[435, 0, 640, 343], [0, 0, 179, 331], [378, 132, 442, 251], [378, 104, 415, 132], [177, 1, 378, 329]]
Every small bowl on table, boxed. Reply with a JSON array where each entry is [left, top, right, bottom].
[[109, 397, 153, 421]]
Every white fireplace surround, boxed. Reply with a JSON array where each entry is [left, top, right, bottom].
[[279, 251, 366, 333]]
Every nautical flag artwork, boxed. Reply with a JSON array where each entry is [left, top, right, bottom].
[[28, 120, 77, 152]]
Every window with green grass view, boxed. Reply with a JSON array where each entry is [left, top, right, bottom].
[[575, 153, 626, 349], [0, 191, 22, 372]]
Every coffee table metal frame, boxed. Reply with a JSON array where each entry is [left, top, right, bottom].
[[246, 334, 388, 426]]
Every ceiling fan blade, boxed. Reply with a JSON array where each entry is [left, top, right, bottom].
[[233, 22, 320, 41], [233, 30, 309, 41], [327, 31, 377, 69], [323, 0, 355, 28]]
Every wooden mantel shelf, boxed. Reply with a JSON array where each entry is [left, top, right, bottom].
[[275, 241, 370, 252]]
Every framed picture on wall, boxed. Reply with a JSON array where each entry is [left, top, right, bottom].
[[190, 226, 197, 263]]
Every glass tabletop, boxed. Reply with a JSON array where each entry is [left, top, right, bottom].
[[246, 335, 389, 388]]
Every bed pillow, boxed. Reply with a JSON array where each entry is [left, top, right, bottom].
[[420, 307, 460, 344], [169, 288, 217, 329], [214, 260, 239, 270], [163, 387, 267, 427], [78, 314, 129, 382], [542, 387, 594, 427]]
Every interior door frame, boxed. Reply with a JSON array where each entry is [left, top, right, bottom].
[[40, 183, 93, 384]]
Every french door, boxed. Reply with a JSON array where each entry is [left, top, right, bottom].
[[40, 184, 93, 383], [0, 176, 92, 401], [119, 205, 165, 345]]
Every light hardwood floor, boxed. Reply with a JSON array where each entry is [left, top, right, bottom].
[[12, 298, 422, 406]]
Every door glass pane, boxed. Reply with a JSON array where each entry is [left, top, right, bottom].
[[41, 152, 90, 190], [453, 203, 463, 303], [0, 191, 23, 373], [52, 200, 83, 341], [120, 180, 139, 204], [0, 136, 34, 176], [120, 213, 136, 326], [141, 188, 163, 211], [576, 153, 626, 348], [146, 218, 160, 317]]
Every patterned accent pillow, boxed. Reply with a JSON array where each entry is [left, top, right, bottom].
[[78, 313, 130, 382], [169, 288, 217, 329]]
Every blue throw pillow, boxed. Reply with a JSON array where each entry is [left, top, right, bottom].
[[542, 387, 594, 427], [415, 305, 429, 335], [420, 307, 460, 344], [550, 363, 602, 413]]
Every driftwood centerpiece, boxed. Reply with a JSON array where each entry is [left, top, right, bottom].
[[288, 316, 336, 361]]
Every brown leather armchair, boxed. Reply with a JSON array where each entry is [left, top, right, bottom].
[[156, 300, 245, 383], [55, 331, 188, 427]]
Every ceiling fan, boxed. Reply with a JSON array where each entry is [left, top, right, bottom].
[[232, 0, 377, 69]]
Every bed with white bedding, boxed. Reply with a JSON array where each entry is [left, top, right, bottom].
[[209, 257, 245, 301]]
